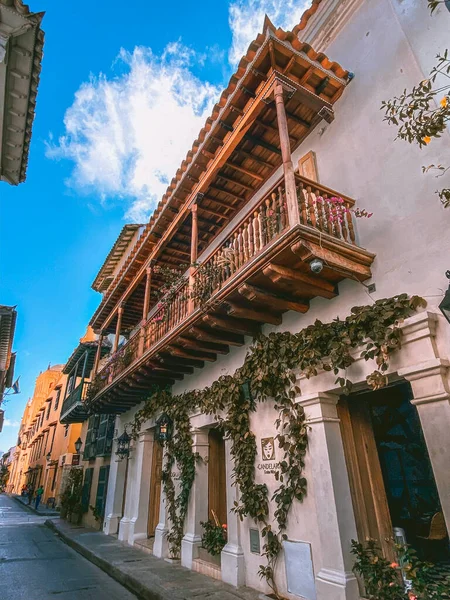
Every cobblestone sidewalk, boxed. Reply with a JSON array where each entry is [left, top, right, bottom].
[[46, 519, 267, 600]]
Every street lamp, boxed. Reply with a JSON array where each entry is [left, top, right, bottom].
[[116, 430, 131, 460], [155, 413, 173, 444], [439, 271, 450, 324], [74, 437, 83, 454]]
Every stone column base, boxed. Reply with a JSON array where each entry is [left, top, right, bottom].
[[153, 523, 169, 558], [118, 517, 131, 542], [181, 533, 202, 569], [316, 568, 359, 600], [221, 543, 245, 587], [103, 513, 121, 536]]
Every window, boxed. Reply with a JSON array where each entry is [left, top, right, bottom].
[[54, 388, 61, 410], [96, 415, 115, 456], [95, 465, 110, 518], [40, 411, 44, 428], [46, 400, 52, 420], [49, 426, 56, 453], [81, 468, 94, 513], [51, 466, 58, 491], [83, 415, 100, 460], [64, 424, 69, 438]]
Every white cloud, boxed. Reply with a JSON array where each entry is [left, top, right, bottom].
[[228, 0, 311, 65], [47, 43, 219, 221], [48, 2, 311, 220], [4, 419, 19, 427]]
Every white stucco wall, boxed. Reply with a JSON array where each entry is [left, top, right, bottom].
[[107, 2, 450, 598]]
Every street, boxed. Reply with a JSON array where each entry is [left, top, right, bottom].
[[0, 494, 137, 600]]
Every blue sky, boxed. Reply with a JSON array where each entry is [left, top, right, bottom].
[[0, 0, 309, 451]]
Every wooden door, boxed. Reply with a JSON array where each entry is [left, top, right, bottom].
[[148, 441, 163, 537], [208, 429, 227, 526], [338, 397, 395, 559]]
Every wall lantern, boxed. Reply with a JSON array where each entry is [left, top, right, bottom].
[[155, 413, 173, 444], [46, 452, 51, 464], [439, 271, 450, 324], [116, 430, 131, 460], [74, 437, 83, 454]]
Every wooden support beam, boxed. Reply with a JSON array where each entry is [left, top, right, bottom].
[[202, 314, 260, 337], [262, 263, 337, 299], [157, 354, 205, 369], [168, 346, 217, 362], [198, 205, 228, 220], [142, 265, 153, 321], [187, 326, 245, 347], [233, 149, 275, 171], [177, 336, 229, 355], [285, 110, 311, 130], [93, 331, 104, 376], [217, 173, 254, 192], [156, 359, 194, 374], [208, 185, 243, 202], [256, 119, 298, 143], [274, 81, 300, 226], [203, 195, 236, 211], [244, 133, 281, 155], [201, 148, 215, 160], [113, 305, 124, 353], [226, 303, 282, 325], [227, 161, 264, 181], [238, 283, 309, 313]]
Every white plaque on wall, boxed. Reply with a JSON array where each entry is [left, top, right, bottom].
[[283, 540, 316, 600]]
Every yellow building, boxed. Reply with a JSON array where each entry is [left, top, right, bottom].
[[12, 365, 82, 506]]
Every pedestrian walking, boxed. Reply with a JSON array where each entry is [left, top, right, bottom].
[[35, 485, 44, 510], [27, 485, 34, 505]]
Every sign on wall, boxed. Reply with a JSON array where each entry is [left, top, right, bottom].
[[257, 436, 279, 476]]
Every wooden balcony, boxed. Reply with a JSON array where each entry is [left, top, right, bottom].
[[60, 381, 91, 424], [87, 173, 375, 414]]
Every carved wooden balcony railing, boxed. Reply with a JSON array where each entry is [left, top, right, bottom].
[[60, 380, 91, 424], [88, 173, 374, 413]]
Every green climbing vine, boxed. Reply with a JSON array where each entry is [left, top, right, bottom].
[[130, 293, 426, 595]]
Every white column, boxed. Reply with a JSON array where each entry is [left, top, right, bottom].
[[118, 449, 134, 542], [398, 358, 450, 532], [126, 431, 153, 545], [297, 392, 359, 600], [153, 448, 170, 559], [181, 429, 209, 569], [221, 437, 246, 587], [104, 453, 127, 535]]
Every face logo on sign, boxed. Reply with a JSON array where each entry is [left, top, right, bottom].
[[261, 437, 275, 461]]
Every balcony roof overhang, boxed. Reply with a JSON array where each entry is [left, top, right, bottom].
[[0, 1, 44, 185], [92, 224, 144, 293], [90, 22, 351, 334], [63, 339, 111, 376]]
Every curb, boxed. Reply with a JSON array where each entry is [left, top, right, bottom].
[[45, 519, 167, 600]]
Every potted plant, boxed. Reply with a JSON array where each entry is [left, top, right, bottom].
[[200, 512, 227, 567]]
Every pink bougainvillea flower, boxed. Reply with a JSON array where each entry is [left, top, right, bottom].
[[390, 562, 399, 568]]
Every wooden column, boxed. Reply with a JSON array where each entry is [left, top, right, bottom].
[[188, 199, 199, 313], [142, 265, 153, 322], [113, 306, 124, 353], [274, 80, 300, 226], [93, 331, 104, 376]]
